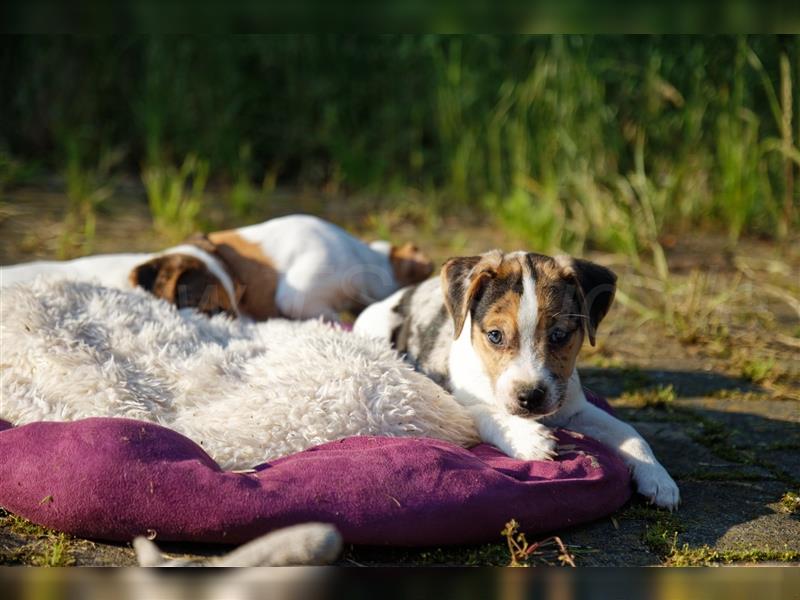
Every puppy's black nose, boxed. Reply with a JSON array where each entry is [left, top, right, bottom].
[[517, 387, 547, 412]]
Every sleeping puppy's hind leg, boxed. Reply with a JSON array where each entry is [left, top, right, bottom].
[[275, 268, 339, 321], [352, 288, 405, 342]]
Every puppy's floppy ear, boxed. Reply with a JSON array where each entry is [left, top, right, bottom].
[[130, 260, 159, 293], [441, 254, 497, 338], [129, 254, 235, 316], [130, 257, 168, 294], [562, 257, 617, 346], [390, 242, 435, 287]]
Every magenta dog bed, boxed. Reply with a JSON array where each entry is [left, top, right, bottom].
[[0, 392, 631, 546]]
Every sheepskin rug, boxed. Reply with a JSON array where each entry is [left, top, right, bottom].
[[0, 278, 479, 470]]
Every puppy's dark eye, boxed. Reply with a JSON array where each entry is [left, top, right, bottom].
[[549, 328, 569, 345], [487, 330, 503, 345]]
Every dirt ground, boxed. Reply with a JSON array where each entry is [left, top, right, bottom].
[[1, 186, 798, 566]]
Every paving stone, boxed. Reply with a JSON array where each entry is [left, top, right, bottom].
[[677, 480, 800, 552], [560, 514, 660, 566], [678, 397, 800, 482], [680, 397, 800, 424], [580, 367, 750, 399], [556, 395, 800, 566], [625, 421, 773, 481]]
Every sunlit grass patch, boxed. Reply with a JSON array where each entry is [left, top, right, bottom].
[[0, 509, 76, 567], [57, 143, 122, 259], [364, 199, 443, 237], [739, 357, 777, 384], [779, 491, 800, 514], [30, 533, 74, 567], [666, 544, 800, 566], [711, 389, 770, 402], [142, 154, 208, 243], [619, 384, 676, 409], [621, 502, 799, 565]]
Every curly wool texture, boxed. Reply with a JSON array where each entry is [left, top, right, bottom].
[[0, 279, 479, 470]]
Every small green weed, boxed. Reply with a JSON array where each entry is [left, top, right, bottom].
[[606, 503, 797, 565], [711, 389, 770, 402], [142, 154, 208, 243], [2, 511, 52, 537], [779, 491, 800, 514], [57, 143, 122, 258], [228, 174, 259, 219], [689, 418, 741, 462], [500, 519, 576, 567], [739, 357, 777, 384], [30, 533, 74, 567], [619, 384, 676, 409], [0, 509, 76, 567], [227, 143, 264, 218], [621, 504, 684, 557]]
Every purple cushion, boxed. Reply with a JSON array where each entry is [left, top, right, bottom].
[[0, 392, 630, 546]]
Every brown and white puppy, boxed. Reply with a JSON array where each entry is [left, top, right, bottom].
[[129, 248, 240, 317], [2, 215, 433, 322], [181, 215, 433, 321], [354, 249, 680, 509]]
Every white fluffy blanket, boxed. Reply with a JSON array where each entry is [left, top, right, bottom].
[[0, 279, 478, 470]]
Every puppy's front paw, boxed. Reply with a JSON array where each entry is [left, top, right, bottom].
[[508, 429, 558, 462], [634, 463, 680, 510], [474, 411, 559, 462]]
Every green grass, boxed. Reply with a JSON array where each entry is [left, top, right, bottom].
[[684, 412, 800, 487], [711, 389, 770, 402], [142, 154, 208, 243], [619, 384, 677, 409], [667, 544, 800, 566], [620, 503, 799, 565], [226, 143, 270, 218], [1, 510, 52, 537], [0, 509, 76, 566], [621, 503, 684, 557], [779, 491, 800, 514], [57, 141, 121, 258], [616, 396, 800, 488], [740, 357, 777, 384], [30, 533, 74, 567], [0, 35, 797, 254]]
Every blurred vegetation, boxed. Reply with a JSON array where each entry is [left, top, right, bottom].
[[142, 153, 208, 242], [57, 140, 121, 257], [0, 35, 798, 252]]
